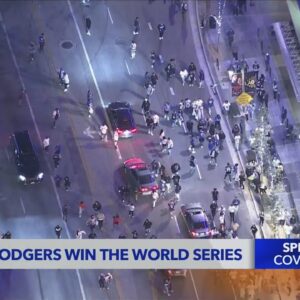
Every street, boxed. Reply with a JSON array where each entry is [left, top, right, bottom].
[[0, 0, 296, 299]]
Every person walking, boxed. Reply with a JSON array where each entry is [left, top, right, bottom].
[[163, 102, 171, 120], [210, 201, 218, 219], [239, 171, 246, 189], [163, 278, 173, 296], [228, 204, 236, 223], [128, 203, 135, 218], [76, 229, 86, 239], [133, 17, 140, 35], [251, 224, 258, 238], [86, 17, 92, 35], [168, 199, 176, 218], [142, 98, 151, 115], [92, 201, 102, 212], [53, 152, 61, 168], [188, 137, 196, 154], [62, 204, 68, 222], [174, 184, 181, 200], [99, 123, 108, 142], [64, 176, 71, 191], [38, 33, 45, 52], [29, 42, 36, 62], [43, 137, 50, 151], [280, 106, 287, 125], [52, 108, 60, 128], [272, 80, 278, 100], [96, 211, 105, 231], [150, 51, 156, 68], [113, 131, 119, 149], [157, 23, 166, 40], [55, 225, 62, 239], [211, 188, 219, 202], [130, 40, 137, 59], [61, 71, 70, 92], [166, 137, 174, 155], [152, 189, 159, 208], [259, 211, 264, 226], [179, 69, 188, 86], [224, 163, 232, 182], [78, 201, 86, 218], [189, 155, 196, 172], [143, 218, 152, 236]]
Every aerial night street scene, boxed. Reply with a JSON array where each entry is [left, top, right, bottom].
[[1, 0, 300, 299]]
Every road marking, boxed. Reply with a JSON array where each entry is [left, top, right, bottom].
[[67, 0, 122, 161], [173, 215, 181, 233], [169, 87, 175, 95], [158, 54, 164, 64], [124, 59, 131, 75], [19, 197, 26, 214], [4, 148, 9, 161], [196, 164, 202, 180], [116, 146, 122, 160], [83, 126, 98, 139], [107, 7, 113, 24], [148, 22, 153, 30], [182, 122, 187, 133], [189, 270, 200, 300], [0, 12, 87, 300]]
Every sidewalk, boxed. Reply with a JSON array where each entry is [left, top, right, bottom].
[[193, 0, 300, 238]]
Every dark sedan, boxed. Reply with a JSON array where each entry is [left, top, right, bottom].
[[107, 102, 136, 138], [181, 203, 218, 238]]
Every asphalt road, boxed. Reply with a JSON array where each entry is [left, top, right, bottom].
[[0, 0, 261, 299]]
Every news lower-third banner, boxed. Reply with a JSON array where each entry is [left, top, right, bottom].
[[255, 239, 300, 269], [0, 239, 299, 269], [0, 239, 252, 269]]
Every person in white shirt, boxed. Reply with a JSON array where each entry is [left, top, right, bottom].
[[152, 190, 159, 208], [113, 131, 119, 149], [222, 100, 231, 114], [152, 114, 160, 128], [76, 229, 86, 239], [99, 123, 108, 142], [179, 69, 188, 86], [43, 137, 50, 151], [167, 138, 174, 155]]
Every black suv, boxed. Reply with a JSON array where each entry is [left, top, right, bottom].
[[10, 130, 44, 184]]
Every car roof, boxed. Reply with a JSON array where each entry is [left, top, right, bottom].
[[13, 130, 34, 155], [183, 203, 204, 211], [124, 157, 147, 169], [108, 101, 130, 110]]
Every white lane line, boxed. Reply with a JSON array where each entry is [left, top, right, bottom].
[[189, 270, 200, 300], [4, 148, 9, 161], [182, 122, 187, 133], [67, 0, 122, 161], [20, 197, 26, 214], [0, 12, 87, 300], [173, 215, 181, 233], [107, 7, 113, 24], [116, 147, 122, 160], [148, 22, 152, 30], [124, 59, 131, 75], [196, 164, 202, 180], [169, 87, 175, 95]]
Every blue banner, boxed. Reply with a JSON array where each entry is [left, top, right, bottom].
[[255, 239, 300, 269]]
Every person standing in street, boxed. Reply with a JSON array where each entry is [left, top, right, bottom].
[[128, 203, 135, 218], [43, 137, 50, 151], [152, 189, 159, 208], [78, 201, 86, 218], [251, 224, 258, 238], [167, 137, 174, 155], [210, 201, 218, 219], [150, 51, 156, 68], [113, 214, 121, 228], [189, 155, 196, 172], [53, 152, 61, 168], [224, 163, 232, 182], [239, 171, 246, 189], [179, 69, 188, 86], [280, 106, 287, 125], [228, 204, 236, 223], [96, 211, 105, 231], [168, 199, 176, 218], [130, 40, 137, 59], [211, 188, 219, 202], [62, 204, 68, 222], [157, 23, 166, 40], [113, 131, 119, 149], [76, 229, 86, 239], [99, 123, 108, 142], [52, 108, 60, 129], [55, 225, 62, 239], [259, 211, 264, 226], [143, 218, 152, 236], [86, 17, 92, 35], [64, 176, 71, 191], [38, 33, 45, 52], [29, 42, 36, 62], [133, 17, 140, 35]]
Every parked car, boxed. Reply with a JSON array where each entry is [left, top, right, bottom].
[[107, 101, 136, 138], [181, 203, 218, 238], [123, 157, 158, 198], [10, 130, 43, 184]]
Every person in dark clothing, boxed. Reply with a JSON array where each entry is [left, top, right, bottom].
[[171, 163, 181, 174], [211, 188, 219, 201], [251, 224, 258, 238], [186, 120, 194, 135], [239, 171, 246, 189], [64, 176, 71, 191], [133, 17, 140, 35], [210, 201, 218, 218], [172, 174, 180, 186], [157, 23, 166, 40], [55, 225, 62, 239], [142, 98, 151, 115], [92, 201, 102, 212], [86, 17, 92, 35]]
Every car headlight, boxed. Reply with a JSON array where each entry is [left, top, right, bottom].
[[37, 172, 44, 179], [19, 175, 26, 181]]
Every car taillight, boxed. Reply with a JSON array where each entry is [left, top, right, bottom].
[[152, 185, 159, 191], [140, 187, 149, 192], [131, 128, 137, 133], [191, 231, 197, 237], [117, 128, 123, 134]]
